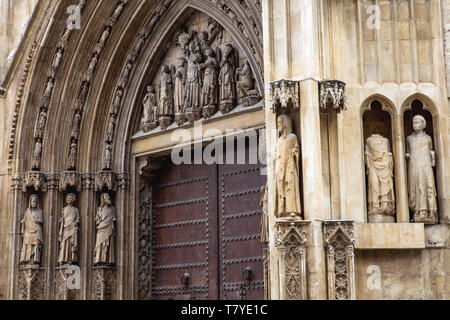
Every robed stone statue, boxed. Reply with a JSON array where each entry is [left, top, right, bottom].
[[406, 115, 438, 224], [20, 194, 43, 266], [274, 114, 301, 219], [94, 193, 116, 266], [58, 193, 80, 265]]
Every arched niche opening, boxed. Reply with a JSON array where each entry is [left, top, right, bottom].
[[362, 100, 396, 223], [403, 99, 439, 224]]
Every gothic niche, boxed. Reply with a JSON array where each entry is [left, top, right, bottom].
[[139, 12, 261, 134], [363, 101, 395, 223], [403, 99, 438, 224]]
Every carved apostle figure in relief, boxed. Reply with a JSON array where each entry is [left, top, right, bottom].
[[200, 48, 219, 118], [274, 115, 301, 219], [365, 134, 395, 222], [20, 194, 43, 266], [141, 85, 158, 132], [237, 60, 256, 98], [58, 193, 80, 265], [31, 140, 42, 170], [70, 111, 81, 140], [174, 58, 187, 125], [103, 143, 112, 170], [94, 193, 116, 266], [406, 115, 438, 224], [67, 141, 78, 170], [218, 44, 237, 113], [184, 40, 203, 119], [35, 110, 47, 140], [158, 64, 174, 130]]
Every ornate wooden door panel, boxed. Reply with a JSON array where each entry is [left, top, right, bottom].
[[151, 163, 219, 300], [218, 162, 266, 300]]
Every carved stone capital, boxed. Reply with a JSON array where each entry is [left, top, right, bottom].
[[270, 79, 300, 113], [59, 171, 80, 192], [323, 220, 356, 300], [12, 174, 24, 191], [81, 173, 95, 191], [319, 80, 347, 113], [45, 173, 60, 190], [95, 171, 117, 192], [23, 171, 46, 192], [92, 266, 117, 300], [276, 219, 309, 300]]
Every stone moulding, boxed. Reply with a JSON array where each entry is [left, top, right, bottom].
[[319, 80, 347, 113], [270, 79, 300, 113], [323, 220, 356, 300], [275, 219, 309, 300]]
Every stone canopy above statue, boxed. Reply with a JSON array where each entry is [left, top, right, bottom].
[[139, 12, 261, 134]]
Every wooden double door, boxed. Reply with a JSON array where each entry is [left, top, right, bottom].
[[151, 146, 266, 300]]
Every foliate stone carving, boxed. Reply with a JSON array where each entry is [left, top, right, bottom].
[[158, 64, 175, 130], [60, 171, 80, 191], [94, 193, 116, 266], [20, 195, 43, 266], [218, 44, 238, 114], [138, 185, 152, 300], [18, 266, 45, 300], [92, 267, 117, 300], [406, 115, 438, 224], [141, 85, 159, 132], [275, 115, 302, 219], [270, 79, 300, 113], [237, 60, 260, 107], [201, 48, 219, 119], [276, 220, 308, 300], [12, 174, 23, 191], [324, 221, 356, 300], [55, 267, 81, 300], [365, 134, 395, 223], [23, 171, 46, 192], [319, 80, 347, 113], [58, 194, 80, 266], [95, 171, 116, 191]]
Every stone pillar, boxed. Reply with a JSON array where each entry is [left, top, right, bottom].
[[393, 116, 410, 223], [116, 173, 130, 299], [300, 79, 327, 300]]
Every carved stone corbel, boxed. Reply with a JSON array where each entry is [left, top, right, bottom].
[[270, 79, 300, 113], [18, 266, 45, 300], [92, 266, 117, 300], [276, 219, 309, 300], [59, 171, 81, 192], [23, 171, 46, 192], [319, 80, 347, 113], [323, 220, 356, 300], [95, 171, 117, 192], [81, 173, 95, 191], [139, 157, 163, 185]]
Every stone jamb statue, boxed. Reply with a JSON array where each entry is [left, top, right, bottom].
[[58, 193, 80, 266], [20, 194, 43, 266], [94, 193, 116, 266]]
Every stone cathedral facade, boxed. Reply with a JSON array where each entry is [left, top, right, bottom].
[[0, 0, 448, 300]]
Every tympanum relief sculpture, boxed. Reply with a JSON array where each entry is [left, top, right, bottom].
[[58, 193, 80, 266], [94, 193, 116, 266], [20, 194, 43, 266], [138, 15, 261, 133], [274, 115, 301, 219], [365, 134, 395, 223], [406, 115, 438, 224]]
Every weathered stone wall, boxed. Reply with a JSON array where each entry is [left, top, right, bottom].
[[443, 0, 450, 97]]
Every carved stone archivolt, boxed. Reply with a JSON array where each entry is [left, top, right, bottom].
[[319, 80, 347, 113], [270, 80, 300, 113], [276, 220, 308, 300], [324, 221, 356, 300]]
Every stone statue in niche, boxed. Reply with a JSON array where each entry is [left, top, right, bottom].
[[158, 64, 174, 130], [141, 85, 159, 132], [84, 55, 98, 83], [103, 143, 112, 170], [31, 140, 42, 170], [20, 194, 43, 266], [237, 60, 260, 107], [94, 193, 116, 266], [105, 116, 116, 143], [184, 40, 203, 122], [219, 44, 237, 114], [110, 89, 123, 115], [70, 111, 81, 140], [51, 49, 63, 73], [58, 193, 80, 265], [43, 78, 54, 99], [274, 114, 301, 219], [201, 48, 219, 118], [406, 115, 438, 224], [34, 110, 47, 140], [365, 134, 395, 222], [67, 141, 78, 170], [174, 59, 187, 126]]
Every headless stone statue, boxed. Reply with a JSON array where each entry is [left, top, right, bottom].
[[406, 115, 438, 224], [365, 134, 395, 222], [20, 195, 43, 266], [58, 193, 80, 265], [274, 114, 301, 219]]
